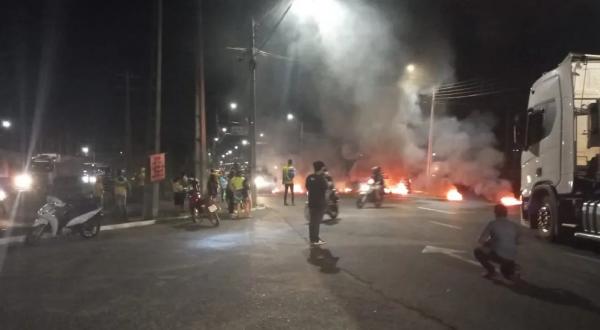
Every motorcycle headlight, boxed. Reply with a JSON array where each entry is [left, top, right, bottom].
[[359, 183, 369, 193], [367, 178, 374, 185], [14, 173, 33, 192]]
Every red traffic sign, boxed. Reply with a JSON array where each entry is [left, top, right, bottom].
[[149, 153, 166, 182]]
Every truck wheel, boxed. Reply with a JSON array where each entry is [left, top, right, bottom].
[[533, 193, 559, 242]]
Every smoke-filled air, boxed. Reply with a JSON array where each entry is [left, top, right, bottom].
[[257, 0, 513, 201]]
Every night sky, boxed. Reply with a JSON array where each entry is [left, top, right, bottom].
[[1, 0, 600, 174]]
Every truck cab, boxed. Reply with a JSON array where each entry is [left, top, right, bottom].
[[518, 53, 600, 242]]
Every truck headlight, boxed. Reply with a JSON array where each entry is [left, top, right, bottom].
[[14, 173, 33, 192]]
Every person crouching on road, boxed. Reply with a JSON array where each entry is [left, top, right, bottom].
[[474, 204, 521, 281], [306, 161, 328, 246]]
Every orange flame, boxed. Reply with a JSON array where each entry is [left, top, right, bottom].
[[446, 188, 463, 201], [391, 182, 409, 196], [500, 195, 522, 206], [294, 183, 304, 194]]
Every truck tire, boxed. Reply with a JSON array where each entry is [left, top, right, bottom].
[[530, 187, 560, 242]]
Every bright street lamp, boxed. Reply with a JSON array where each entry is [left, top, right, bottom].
[[234, 146, 239, 150], [286, 113, 295, 121], [1, 120, 11, 129], [81, 146, 90, 155], [221, 127, 227, 133], [259, 132, 264, 138], [214, 137, 219, 142], [241, 139, 249, 146], [406, 63, 416, 73], [229, 102, 238, 110]]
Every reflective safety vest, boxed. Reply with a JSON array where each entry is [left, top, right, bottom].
[[282, 166, 296, 184], [230, 176, 245, 191]]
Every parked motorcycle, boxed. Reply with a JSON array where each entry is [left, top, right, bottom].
[[304, 188, 339, 221], [188, 189, 220, 226], [25, 196, 102, 245], [356, 179, 383, 209]]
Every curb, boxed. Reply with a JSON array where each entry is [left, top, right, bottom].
[[0, 207, 268, 246]]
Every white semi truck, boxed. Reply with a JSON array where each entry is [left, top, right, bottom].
[[518, 53, 600, 242]]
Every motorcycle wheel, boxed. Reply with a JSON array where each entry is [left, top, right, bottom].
[[208, 211, 220, 227], [80, 217, 101, 238], [25, 225, 46, 246], [356, 197, 365, 209], [327, 205, 339, 219], [191, 207, 200, 224]]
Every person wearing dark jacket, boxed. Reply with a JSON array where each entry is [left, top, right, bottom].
[[306, 161, 329, 246], [207, 170, 219, 200]]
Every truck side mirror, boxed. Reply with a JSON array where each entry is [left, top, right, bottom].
[[588, 102, 600, 147], [514, 110, 527, 149], [525, 108, 544, 148]]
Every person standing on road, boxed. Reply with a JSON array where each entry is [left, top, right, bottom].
[[114, 170, 130, 220], [229, 170, 246, 219], [172, 177, 186, 212], [282, 159, 296, 206], [474, 204, 521, 281], [207, 169, 219, 201], [93, 175, 105, 209], [306, 161, 328, 246]]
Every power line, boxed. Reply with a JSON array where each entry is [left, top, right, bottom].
[[258, 0, 295, 50], [435, 88, 524, 100]]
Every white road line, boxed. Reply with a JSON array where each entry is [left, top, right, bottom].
[[100, 220, 157, 231], [422, 245, 479, 266], [564, 252, 600, 265], [429, 221, 462, 230], [0, 235, 25, 246], [417, 207, 457, 215]]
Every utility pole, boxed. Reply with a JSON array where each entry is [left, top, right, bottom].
[[152, 0, 163, 218], [249, 18, 258, 204], [194, 0, 207, 189], [124, 71, 132, 169], [425, 90, 436, 185]]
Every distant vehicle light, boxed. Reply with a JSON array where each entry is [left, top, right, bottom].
[[14, 173, 33, 191], [0, 189, 7, 201]]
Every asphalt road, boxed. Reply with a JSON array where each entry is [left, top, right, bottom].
[[1, 194, 599, 329]]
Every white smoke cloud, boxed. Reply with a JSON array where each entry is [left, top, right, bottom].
[[260, 0, 512, 200]]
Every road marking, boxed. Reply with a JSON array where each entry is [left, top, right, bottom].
[[564, 252, 600, 265], [101, 220, 157, 231], [422, 245, 479, 266], [0, 235, 25, 245], [417, 207, 456, 215], [429, 221, 462, 230]]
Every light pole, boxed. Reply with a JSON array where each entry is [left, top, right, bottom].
[[425, 90, 436, 184]]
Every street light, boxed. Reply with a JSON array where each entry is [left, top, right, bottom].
[[259, 132, 264, 138], [286, 113, 294, 121], [229, 102, 238, 110], [221, 127, 227, 133], [1, 120, 11, 129], [241, 139, 249, 146], [81, 146, 90, 156], [234, 145, 239, 150], [214, 137, 219, 142], [406, 63, 416, 73]]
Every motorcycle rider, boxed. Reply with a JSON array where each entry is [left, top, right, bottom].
[[371, 166, 385, 200]]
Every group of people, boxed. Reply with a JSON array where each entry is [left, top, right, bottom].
[[93, 169, 135, 220], [172, 165, 252, 219]]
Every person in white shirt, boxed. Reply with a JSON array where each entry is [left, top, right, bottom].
[[474, 204, 520, 280]]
